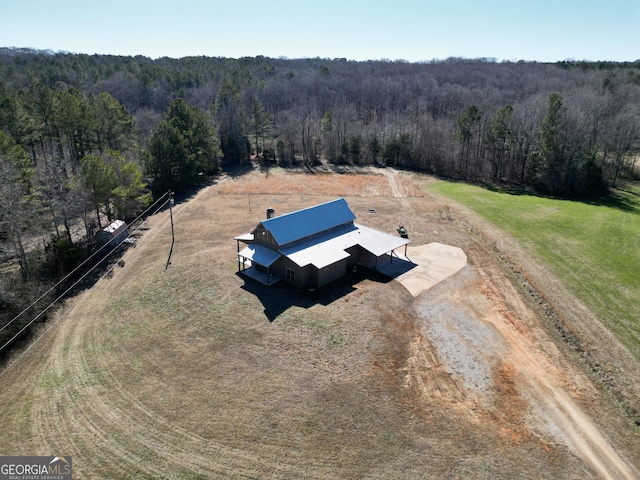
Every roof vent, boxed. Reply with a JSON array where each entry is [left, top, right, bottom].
[[266, 208, 275, 219]]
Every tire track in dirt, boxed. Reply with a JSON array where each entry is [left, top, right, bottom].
[[29, 302, 169, 477], [471, 260, 638, 479], [26, 209, 331, 479], [32, 296, 318, 477], [384, 167, 411, 205], [492, 313, 638, 480], [430, 185, 640, 423], [409, 264, 639, 479]]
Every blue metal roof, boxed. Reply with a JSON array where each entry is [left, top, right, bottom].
[[238, 244, 281, 267], [260, 198, 356, 246]]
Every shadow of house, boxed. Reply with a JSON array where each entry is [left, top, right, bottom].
[[238, 266, 392, 322], [235, 198, 411, 289]]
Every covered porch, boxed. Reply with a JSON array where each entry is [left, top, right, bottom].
[[240, 263, 282, 286], [236, 240, 283, 286]]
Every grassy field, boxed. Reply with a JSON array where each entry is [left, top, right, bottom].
[[430, 181, 640, 359], [1, 169, 639, 478]]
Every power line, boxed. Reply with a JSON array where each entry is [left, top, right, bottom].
[[0, 194, 171, 354], [0, 191, 164, 332], [0, 193, 173, 355], [0, 213, 149, 376], [0, 220, 138, 376], [0, 194, 175, 376], [1, 241, 121, 353]]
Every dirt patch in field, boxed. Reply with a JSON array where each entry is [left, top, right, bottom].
[[0, 166, 638, 479]]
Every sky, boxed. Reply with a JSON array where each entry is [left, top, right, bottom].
[[0, 0, 638, 62]]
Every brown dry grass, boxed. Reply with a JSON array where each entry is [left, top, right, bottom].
[[0, 167, 638, 479], [216, 167, 425, 197]]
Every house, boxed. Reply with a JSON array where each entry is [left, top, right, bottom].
[[235, 198, 410, 288], [95, 219, 129, 248]]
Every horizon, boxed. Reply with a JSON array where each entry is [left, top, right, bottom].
[[0, 0, 638, 63], [1, 46, 638, 65]]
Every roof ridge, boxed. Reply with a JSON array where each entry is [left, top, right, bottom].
[[259, 198, 355, 246], [263, 197, 346, 222]]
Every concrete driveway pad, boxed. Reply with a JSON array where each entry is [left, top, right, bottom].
[[394, 242, 467, 297]]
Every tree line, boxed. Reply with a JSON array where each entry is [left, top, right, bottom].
[[0, 48, 639, 355], [2, 49, 639, 195]]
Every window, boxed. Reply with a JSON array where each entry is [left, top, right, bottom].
[[286, 267, 295, 282]]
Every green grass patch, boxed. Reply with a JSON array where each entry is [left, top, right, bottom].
[[430, 181, 640, 357]]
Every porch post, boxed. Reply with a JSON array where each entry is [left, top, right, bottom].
[[237, 240, 241, 272]]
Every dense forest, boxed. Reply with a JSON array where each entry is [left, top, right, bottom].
[[1, 48, 639, 355]]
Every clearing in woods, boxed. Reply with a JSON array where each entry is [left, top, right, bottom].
[[0, 167, 638, 479]]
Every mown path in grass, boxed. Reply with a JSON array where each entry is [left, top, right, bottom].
[[429, 181, 640, 360]]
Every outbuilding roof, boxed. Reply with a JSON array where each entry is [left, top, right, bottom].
[[101, 219, 126, 234], [258, 198, 356, 246]]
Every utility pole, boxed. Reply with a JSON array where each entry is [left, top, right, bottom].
[[169, 191, 175, 244], [166, 190, 175, 270]]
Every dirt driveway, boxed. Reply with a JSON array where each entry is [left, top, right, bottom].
[[407, 258, 637, 480], [376, 173, 638, 479]]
